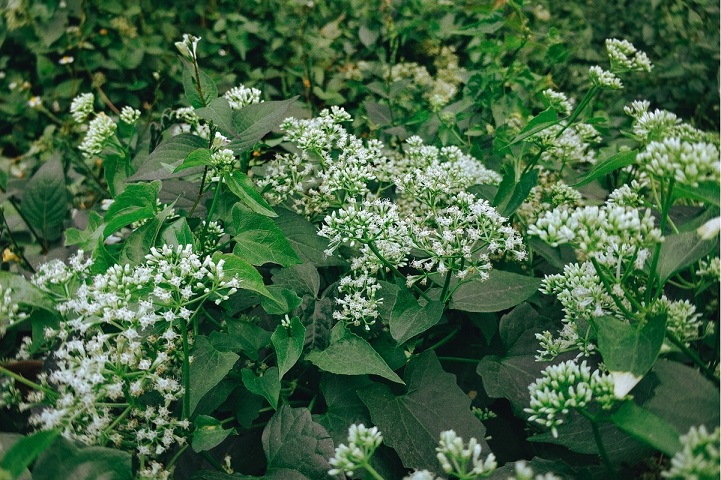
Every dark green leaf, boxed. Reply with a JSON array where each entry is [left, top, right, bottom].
[[358, 351, 488, 472], [271, 316, 306, 379], [574, 149, 639, 187], [195, 97, 235, 136], [212, 252, 272, 299], [225, 171, 277, 218], [228, 98, 298, 154], [594, 314, 666, 377], [192, 415, 237, 453], [190, 335, 240, 415], [271, 263, 320, 299], [231, 205, 300, 266], [21, 155, 67, 242], [262, 406, 334, 479], [611, 402, 681, 456], [306, 323, 404, 384], [103, 180, 160, 236], [673, 181, 720, 207], [389, 287, 443, 344], [655, 231, 717, 283], [505, 107, 559, 148], [449, 270, 541, 313], [303, 297, 335, 351], [159, 217, 195, 249], [129, 134, 207, 181], [314, 375, 373, 446], [261, 286, 302, 315], [242, 367, 281, 410], [183, 63, 218, 108], [65, 211, 105, 251], [32, 437, 132, 480], [0, 430, 59, 480], [273, 210, 345, 267], [216, 319, 272, 361], [173, 148, 212, 173], [492, 169, 539, 217]]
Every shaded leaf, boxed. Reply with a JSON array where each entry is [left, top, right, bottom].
[[242, 367, 281, 410], [261, 286, 302, 315], [225, 171, 277, 218], [574, 149, 638, 187], [103, 180, 161, 236], [505, 107, 559, 148], [212, 252, 272, 299], [231, 205, 300, 266], [21, 155, 67, 242], [273, 210, 345, 267], [314, 375, 373, 446], [611, 402, 681, 456], [389, 287, 443, 344], [594, 313, 666, 377], [32, 437, 132, 480], [129, 134, 207, 181], [183, 63, 218, 108], [0, 430, 59, 480], [655, 231, 717, 283], [228, 98, 298, 154], [192, 416, 237, 453], [449, 270, 541, 313], [271, 316, 306, 379], [190, 335, 240, 415], [271, 263, 320, 299], [492, 169, 539, 217]]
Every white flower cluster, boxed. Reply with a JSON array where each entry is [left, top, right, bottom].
[[8, 245, 241, 467], [70, 92, 94, 123], [223, 84, 262, 110], [171, 106, 210, 139], [661, 425, 720, 480], [0, 286, 28, 338], [436, 430, 497, 478], [696, 257, 720, 281], [651, 296, 705, 345], [507, 461, 562, 480], [637, 137, 720, 188], [542, 89, 574, 117], [588, 65, 623, 90], [328, 424, 383, 477], [532, 122, 600, 167], [605, 38, 653, 73], [78, 112, 117, 158], [119, 105, 141, 124], [525, 360, 618, 438]]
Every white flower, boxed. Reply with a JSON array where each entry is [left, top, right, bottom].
[[28, 96, 42, 108], [119, 106, 141, 124], [58, 55, 74, 65], [588, 65, 623, 90], [175, 33, 201, 61], [224, 84, 263, 109], [78, 112, 117, 158]]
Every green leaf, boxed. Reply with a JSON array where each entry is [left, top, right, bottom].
[[314, 375, 373, 446], [449, 270, 541, 313], [610, 402, 682, 456], [673, 181, 720, 207], [31, 437, 132, 480], [225, 170, 277, 217], [364, 101, 392, 126], [655, 231, 717, 283], [306, 322, 404, 384], [0, 430, 59, 480], [262, 406, 334, 479], [65, 211, 105, 251], [192, 415, 237, 453], [574, 149, 639, 187], [129, 134, 208, 181], [159, 217, 195, 249], [594, 314, 667, 377], [242, 367, 281, 410], [21, 155, 67, 242], [190, 335, 240, 416], [271, 263, 320, 298], [119, 205, 174, 264], [212, 252, 272, 299], [358, 351, 488, 472], [492, 169, 539, 217], [273, 210, 345, 267], [216, 318, 272, 361], [271, 316, 306, 380], [231, 205, 300, 266], [260, 286, 302, 315], [183, 62, 218, 108], [389, 287, 443, 344], [0, 271, 55, 312], [227, 97, 298, 154], [103, 180, 161, 236], [173, 148, 212, 173], [195, 97, 235, 136], [505, 107, 559, 148]]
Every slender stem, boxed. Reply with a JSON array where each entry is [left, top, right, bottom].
[[189, 166, 209, 217], [437, 356, 479, 364], [200, 451, 224, 471], [192, 59, 207, 107], [426, 327, 460, 352], [440, 269, 453, 305], [666, 332, 720, 385], [367, 242, 431, 302], [648, 179, 676, 302], [200, 178, 223, 247], [578, 409, 614, 473], [103, 404, 133, 433], [361, 461, 385, 480], [181, 319, 191, 419], [590, 258, 635, 319], [166, 444, 189, 469], [0, 365, 57, 399]]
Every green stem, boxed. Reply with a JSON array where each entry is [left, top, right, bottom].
[[647, 179, 676, 303], [181, 319, 191, 419], [189, 166, 209, 217], [590, 258, 635, 319], [367, 242, 431, 302], [578, 409, 614, 473], [0, 365, 56, 399], [103, 404, 133, 433], [361, 461, 385, 480], [426, 327, 460, 352], [440, 269, 453, 305], [0, 208, 35, 272], [437, 356, 479, 364], [166, 444, 189, 469], [200, 178, 223, 249], [665, 332, 720, 386]]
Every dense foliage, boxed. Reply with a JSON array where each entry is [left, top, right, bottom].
[[0, 1, 718, 479]]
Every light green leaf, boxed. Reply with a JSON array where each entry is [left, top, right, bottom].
[[103, 180, 161, 236], [611, 402, 682, 456], [389, 287, 444, 344], [449, 270, 541, 313], [655, 231, 717, 283], [31, 437, 132, 480], [306, 323, 404, 384], [271, 316, 306, 380], [505, 107, 559, 148], [21, 155, 67, 242], [261, 286, 302, 315], [225, 170, 277, 217], [195, 97, 235, 136], [65, 211, 105, 251], [173, 148, 212, 173], [192, 415, 237, 453], [594, 313, 666, 377], [242, 367, 281, 410], [231, 205, 300, 266], [182, 62, 218, 108], [492, 169, 539, 217], [0, 430, 59, 480], [129, 134, 207, 181], [271, 263, 320, 299], [212, 252, 272, 299], [574, 149, 639, 187], [190, 335, 240, 416]]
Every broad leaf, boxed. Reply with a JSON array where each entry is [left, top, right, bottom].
[[0, 271, 55, 312], [673, 181, 720, 207], [242, 367, 281, 410], [21, 155, 67, 242], [314, 375, 373, 446], [271, 263, 320, 298], [492, 169, 539, 217], [103, 180, 161, 236], [182, 62, 218, 108], [260, 286, 302, 315], [271, 316, 306, 379], [65, 211, 104, 251], [449, 270, 541, 313], [192, 415, 237, 453], [195, 97, 235, 136], [32, 437, 132, 480], [306, 322, 404, 384], [262, 406, 335, 479], [655, 231, 717, 283], [364, 101, 392, 126], [129, 134, 207, 181], [389, 287, 443, 344], [610, 402, 681, 456], [225, 170, 277, 217], [594, 313, 666, 377], [273, 210, 345, 267], [227, 97, 298, 154], [358, 350, 489, 472], [212, 252, 272, 299], [217, 318, 272, 361], [190, 335, 240, 415], [231, 205, 300, 266], [173, 148, 212, 173], [574, 149, 638, 187], [120, 205, 174, 264], [0, 430, 59, 480]]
